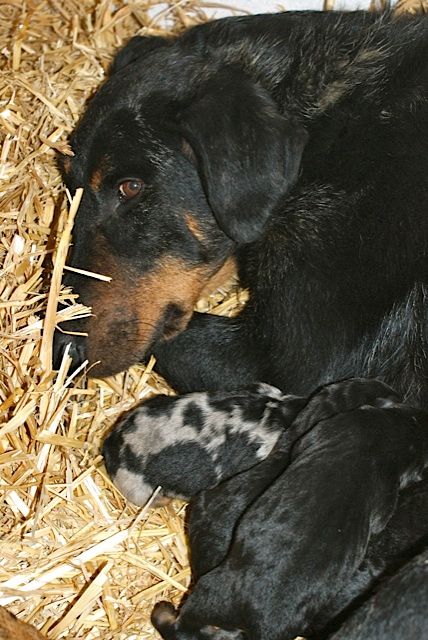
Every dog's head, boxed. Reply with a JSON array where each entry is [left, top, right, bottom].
[[55, 26, 307, 377]]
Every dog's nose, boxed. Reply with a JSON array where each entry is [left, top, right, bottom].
[[52, 330, 87, 373]]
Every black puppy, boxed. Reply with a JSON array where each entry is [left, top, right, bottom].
[[55, 11, 428, 407], [328, 544, 428, 640], [148, 381, 428, 640]]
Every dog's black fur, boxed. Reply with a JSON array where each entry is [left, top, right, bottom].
[[147, 378, 428, 640], [60, 10, 428, 639], [55, 10, 428, 408], [101, 377, 428, 639], [328, 545, 428, 640]]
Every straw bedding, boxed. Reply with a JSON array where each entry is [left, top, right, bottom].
[[0, 0, 425, 638]]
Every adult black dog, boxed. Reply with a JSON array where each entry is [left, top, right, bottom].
[[54, 10, 428, 406]]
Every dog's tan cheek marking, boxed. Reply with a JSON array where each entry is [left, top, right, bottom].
[[85, 244, 142, 367], [85, 239, 214, 368], [199, 256, 238, 298], [184, 212, 206, 244], [89, 168, 104, 191], [133, 257, 212, 342]]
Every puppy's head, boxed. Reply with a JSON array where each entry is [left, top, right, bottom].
[[56, 30, 307, 377], [102, 392, 219, 506], [102, 383, 291, 506]]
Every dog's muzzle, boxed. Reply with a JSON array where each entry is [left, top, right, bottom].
[[52, 329, 87, 373]]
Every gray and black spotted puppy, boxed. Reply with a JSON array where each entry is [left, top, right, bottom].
[[102, 383, 307, 506]]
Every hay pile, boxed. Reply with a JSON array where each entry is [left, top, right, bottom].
[[0, 0, 425, 638], [0, 1, 246, 637]]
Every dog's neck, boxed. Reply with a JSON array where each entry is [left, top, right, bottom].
[[180, 11, 426, 121]]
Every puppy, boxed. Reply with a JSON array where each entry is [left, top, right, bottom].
[[154, 481, 428, 640], [102, 383, 305, 506], [102, 378, 397, 508], [149, 381, 428, 639], [328, 544, 428, 640]]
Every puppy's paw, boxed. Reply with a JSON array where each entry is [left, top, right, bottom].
[[151, 601, 178, 636]]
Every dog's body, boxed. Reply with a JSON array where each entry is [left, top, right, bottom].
[[55, 10, 428, 407], [63, 10, 428, 639]]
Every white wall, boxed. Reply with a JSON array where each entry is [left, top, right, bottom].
[[202, 0, 391, 18], [149, 1, 393, 34]]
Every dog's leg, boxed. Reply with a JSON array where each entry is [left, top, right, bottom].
[[152, 312, 261, 393]]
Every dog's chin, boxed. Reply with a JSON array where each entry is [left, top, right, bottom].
[[160, 302, 192, 340], [87, 354, 139, 379], [86, 336, 148, 379]]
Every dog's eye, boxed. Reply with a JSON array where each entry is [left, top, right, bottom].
[[118, 179, 144, 200]]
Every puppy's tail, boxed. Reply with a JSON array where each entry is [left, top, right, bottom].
[[151, 602, 178, 640]]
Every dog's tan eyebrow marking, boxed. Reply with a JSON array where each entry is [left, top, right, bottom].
[[199, 256, 238, 298], [184, 212, 206, 244], [89, 154, 111, 191], [89, 168, 104, 191]]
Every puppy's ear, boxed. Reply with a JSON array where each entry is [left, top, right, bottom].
[[109, 35, 170, 75], [179, 67, 307, 243]]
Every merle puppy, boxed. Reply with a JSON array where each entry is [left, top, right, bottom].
[[102, 383, 306, 506], [54, 10, 428, 407]]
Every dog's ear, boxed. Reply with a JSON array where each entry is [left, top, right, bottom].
[[179, 67, 307, 243], [109, 35, 170, 75]]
